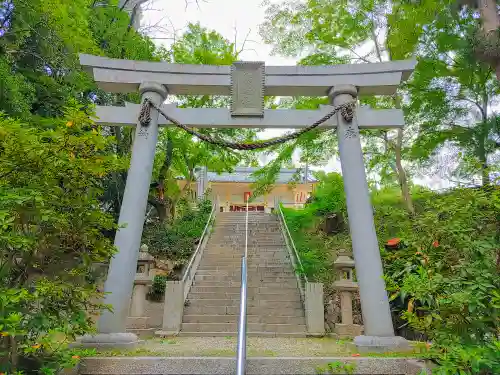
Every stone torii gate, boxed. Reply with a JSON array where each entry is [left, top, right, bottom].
[[79, 54, 415, 350]]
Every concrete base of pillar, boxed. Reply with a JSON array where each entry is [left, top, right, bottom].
[[334, 323, 363, 339], [154, 329, 179, 337], [353, 335, 410, 352], [127, 316, 150, 329], [79, 333, 140, 349]]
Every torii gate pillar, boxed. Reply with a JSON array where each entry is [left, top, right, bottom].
[[82, 82, 168, 348], [330, 85, 407, 351]]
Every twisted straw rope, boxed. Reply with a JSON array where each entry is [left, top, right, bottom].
[[138, 99, 356, 150]]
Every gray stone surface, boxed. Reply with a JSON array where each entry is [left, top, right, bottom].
[[97, 82, 168, 336], [161, 280, 184, 333], [330, 85, 395, 338], [78, 357, 427, 374], [79, 333, 140, 349], [354, 335, 411, 353], [94, 102, 406, 129], [230, 61, 265, 117], [304, 282, 325, 336], [79, 53, 415, 96]]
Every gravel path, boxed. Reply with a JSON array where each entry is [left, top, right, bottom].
[[127, 337, 354, 357]]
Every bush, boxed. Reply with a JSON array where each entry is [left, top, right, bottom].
[[283, 173, 500, 374], [0, 107, 123, 373], [142, 198, 212, 263], [381, 187, 500, 374]]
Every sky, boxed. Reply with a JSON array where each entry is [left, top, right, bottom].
[[140, 0, 451, 189]]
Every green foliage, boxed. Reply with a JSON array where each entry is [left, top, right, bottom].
[[381, 187, 500, 374], [282, 172, 350, 281], [142, 199, 212, 263], [148, 275, 169, 301], [284, 173, 500, 374], [400, 5, 500, 185], [0, 104, 123, 373], [316, 361, 357, 375], [147, 23, 258, 223]]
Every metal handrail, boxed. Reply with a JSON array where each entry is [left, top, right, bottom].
[[277, 203, 308, 302], [181, 203, 216, 299], [236, 199, 249, 375]]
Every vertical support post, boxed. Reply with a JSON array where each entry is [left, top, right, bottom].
[[82, 82, 168, 348], [329, 85, 408, 351], [305, 282, 325, 336], [340, 291, 353, 325], [158, 280, 184, 335], [130, 283, 147, 317]]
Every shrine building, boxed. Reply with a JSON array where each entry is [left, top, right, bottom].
[[177, 167, 317, 212]]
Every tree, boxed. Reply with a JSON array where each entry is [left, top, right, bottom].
[[146, 23, 258, 223], [391, 1, 500, 82], [397, 5, 500, 186], [0, 103, 123, 373], [259, 0, 416, 213], [0, 1, 172, 371]]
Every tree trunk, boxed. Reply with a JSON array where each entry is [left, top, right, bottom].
[[478, 0, 499, 34], [479, 96, 490, 186], [395, 128, 415, 215], [478, 134, 490, 186], [393, 96, 415, 215], [154, 135, 174, 224], [477, 0, 500, 80]]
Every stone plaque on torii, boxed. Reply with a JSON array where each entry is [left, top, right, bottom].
[[78, 53, 415, 350]]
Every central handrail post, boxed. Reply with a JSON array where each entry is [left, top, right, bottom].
[[236, 199, 249, 375]]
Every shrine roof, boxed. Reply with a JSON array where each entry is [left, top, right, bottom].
[[204, 167, 317, 184]]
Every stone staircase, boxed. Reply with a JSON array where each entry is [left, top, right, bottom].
[[180, 212, 307, 337]]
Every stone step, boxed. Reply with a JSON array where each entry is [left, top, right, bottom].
[[204, 250, 288, 255], [197, 264, 293, 275], [200, 256, 290, 262], [214, 226, 280, 228], [195, 272, 296, 279], [192, 281, 298, 289], [202, 253, 289, 259], [185, 299, 303, 309], [176, 331, 307, 338], [187, 292, 301, 302], [184, 305, 305, 316], [79, 357, 425, 374], [199, 262, 290, 268], [194, 274, 298, 283], [208, 247, 287, 251], [183, 314, 305, 325], [180, 322, 307, 334], [195, 269, 294, 275], [190, 286, 299, 294], [207, 247, 288, 250], [200, 259, 290, 265]]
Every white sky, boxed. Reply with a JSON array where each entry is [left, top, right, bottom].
[[141, 0, 451, 189]]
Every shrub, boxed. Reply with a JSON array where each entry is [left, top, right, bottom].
[[0, 106, 123, 373], [142, 198, 212, 263], [283, 173, 500, 374]]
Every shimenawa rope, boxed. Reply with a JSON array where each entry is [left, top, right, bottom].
[[138, 99, 356, 151]]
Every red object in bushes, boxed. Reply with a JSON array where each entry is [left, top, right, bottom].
[[387, 238, 401, 246], [385, 238, 405, 251], [432, 240, 439, 248]]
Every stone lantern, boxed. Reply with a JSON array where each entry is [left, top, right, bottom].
[[333, 250, 363, 338], [128, 244, 155, 330], [136, 244, 154, 276]]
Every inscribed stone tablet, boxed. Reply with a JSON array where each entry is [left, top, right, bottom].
[[230, 61, 265, 117]]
